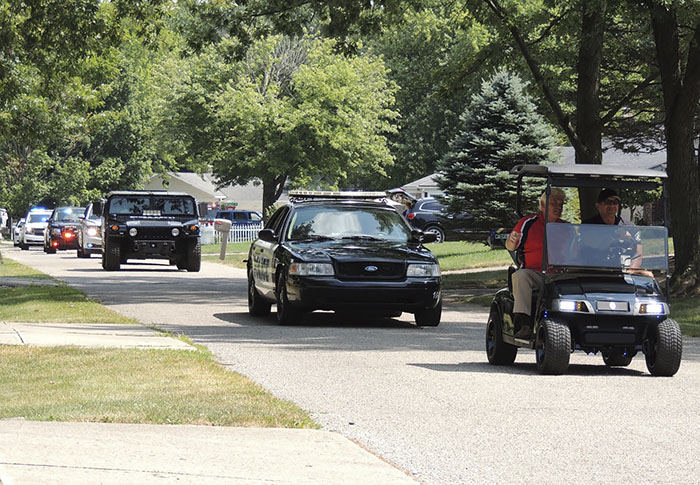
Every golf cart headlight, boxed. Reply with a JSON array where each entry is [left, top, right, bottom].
[[555, 299, 588, 312], [87, 227, 98, 237], [288, 262, 334, 276], [171, 228, 180, 237], [407, 263, 441, 277], [128, 228, 138, 237], [640, 303, 665, 315]]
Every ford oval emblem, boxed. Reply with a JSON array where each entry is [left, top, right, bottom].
[[364, 265, 378, 272]]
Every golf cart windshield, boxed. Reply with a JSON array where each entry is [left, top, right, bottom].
[[547, 223, 669, 271]]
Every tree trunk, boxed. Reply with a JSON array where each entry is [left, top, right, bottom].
[[576, 0, 606, 220], [649, 3, 700, 295], [261, 174, 287, 219]]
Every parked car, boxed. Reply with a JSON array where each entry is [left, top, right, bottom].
[[44, 206, 84, 253], [77, 202, 103, 258], [95, 191, 201, 271], [247, 190, 442, 326], [385, 189, 485, 244], [19, 208, 53, 250], [12, 218, 25, 246], [214, 209, 263, 225], [0, 207, 9, 240]]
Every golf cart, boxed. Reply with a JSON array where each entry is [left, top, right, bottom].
[[486, 164, 682, 376]]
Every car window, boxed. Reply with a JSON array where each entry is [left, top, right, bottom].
[[27, 213, 50, 223], [54, 207, 82, 222], [232, 212, 247, 220], [266, 206, 289, 233], [153, 197, 196, 216], [287, 206, 412, 242], [108, 196, 195, 216], [421, 200, 443, 212], [250, 212, 262, 222]]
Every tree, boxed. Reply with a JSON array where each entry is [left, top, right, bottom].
[[646, 1, 700, 295], [437, 70, 557, 227], [161, 35, 398, 212]]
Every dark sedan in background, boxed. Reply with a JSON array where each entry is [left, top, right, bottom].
[[44, 206, 83, 253], [247, 191, 442, 326]]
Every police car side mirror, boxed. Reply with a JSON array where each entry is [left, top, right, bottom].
[[258, 228, 277, 242]]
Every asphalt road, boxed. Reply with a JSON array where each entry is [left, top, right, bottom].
[[6, 247, 700, 484]]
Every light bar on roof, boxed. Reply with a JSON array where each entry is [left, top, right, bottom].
[[288, 190, 387, 201]]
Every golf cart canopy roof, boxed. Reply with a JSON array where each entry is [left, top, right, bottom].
[[511, 164, 667, 190]]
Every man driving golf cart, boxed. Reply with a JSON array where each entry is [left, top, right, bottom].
[[486, 164, 682, 376]]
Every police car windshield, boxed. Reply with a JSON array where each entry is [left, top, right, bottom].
[[27, 213, 50, 223], [108, 196, 195, 216], [55, 207, 83, 222], [287, 206, 412, 242], [546, 223, 669, 271]]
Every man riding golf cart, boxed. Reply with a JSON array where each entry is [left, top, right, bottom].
[[486, 164, 682, 376]]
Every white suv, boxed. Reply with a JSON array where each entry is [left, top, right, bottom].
[[19, 208, 53, 250]]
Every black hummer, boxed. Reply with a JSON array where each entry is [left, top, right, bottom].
[[94, 191, 201, 272]]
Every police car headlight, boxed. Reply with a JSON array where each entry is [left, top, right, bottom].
[[288, 262, 334, 276], [407, 263, 440, 277], [128, 228, 138, 237], [87, 227, 98, 237], [171, 228, 180, 237], [26, 227, 33, 234], [639, 303, 665, 315], [52, 228, 62, 236]]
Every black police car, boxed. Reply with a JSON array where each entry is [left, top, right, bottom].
[[44, 206, 83, 253], [247, 191, 442, 326], [94, 191, 201, 272]]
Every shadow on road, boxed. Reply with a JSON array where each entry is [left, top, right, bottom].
[[408, 361, 647, 377]]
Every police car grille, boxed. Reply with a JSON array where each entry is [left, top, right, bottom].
[[135, 227, 174, 240], [336, 262, 405, 280], [34, 228, 45, 236]]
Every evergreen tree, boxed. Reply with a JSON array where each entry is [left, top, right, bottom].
[[436, 70, 557, 228]]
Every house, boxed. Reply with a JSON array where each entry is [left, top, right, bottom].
[[144, 172, 264, 213]]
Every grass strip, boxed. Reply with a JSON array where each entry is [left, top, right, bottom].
[[0, 285, 138, 323], [0, 256, 52, 279], [426, 241, 512, 271], [0, 346, 316, 428]]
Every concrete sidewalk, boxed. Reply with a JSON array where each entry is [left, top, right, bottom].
[[0, 420, 415, 484], [0, 324, 415, 483], [0, 321, 194, 350]]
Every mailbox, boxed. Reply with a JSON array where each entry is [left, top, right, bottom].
[[214, 218, 232, 233], [213, 218, 232, 260]]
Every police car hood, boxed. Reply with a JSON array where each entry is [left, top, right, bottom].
[[287, 240, 436, 263]]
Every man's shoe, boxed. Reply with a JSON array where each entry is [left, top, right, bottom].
[[513, 325, 532, 339]]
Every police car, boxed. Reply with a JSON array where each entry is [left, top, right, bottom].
[[247, 191, 442, 326]]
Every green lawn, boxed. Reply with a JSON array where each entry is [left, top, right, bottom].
[[0, 256, 316, 427]]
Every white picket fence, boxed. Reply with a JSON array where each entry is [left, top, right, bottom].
[[200, 223, 263, 245]]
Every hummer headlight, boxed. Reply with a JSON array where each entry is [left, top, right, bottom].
[[128, 228, 138, 237], [171, 228, 180, 237]]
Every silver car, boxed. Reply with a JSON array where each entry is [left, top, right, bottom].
[[19, 209, 52, 249], [12, 218, 25, 247], [77, 202, 103, 258]]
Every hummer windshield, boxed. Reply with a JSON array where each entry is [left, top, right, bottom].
[[107, 196, 196, 216], [546, 223, 669, 271]]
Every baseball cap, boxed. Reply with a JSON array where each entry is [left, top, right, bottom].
[[597, 188, 621, 203]]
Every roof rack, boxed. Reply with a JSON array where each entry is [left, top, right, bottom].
[[288, 190, 388, 202]]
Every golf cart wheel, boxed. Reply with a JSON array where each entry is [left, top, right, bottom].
[[535, 319, 571, 375], [645, 319, 682, 376], [415, 299, 442, 327], [248, 267, 271, 316], [602, 351, 633, 367], [486, 307, 517, 365]]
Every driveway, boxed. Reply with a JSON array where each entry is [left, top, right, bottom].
[[5, 247, 700, 484]]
